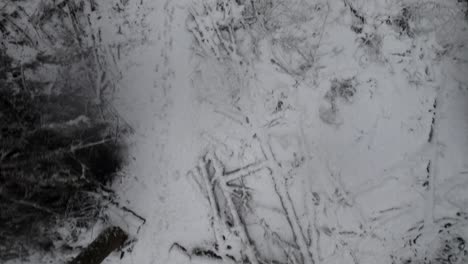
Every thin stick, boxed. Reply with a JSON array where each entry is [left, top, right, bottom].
[[222, 160, 268, 183], [70, 137, 116, 153], [258, 135, 315, 264], [0, 192, 57, 215], [209, 153, 260, 264], [198, 158, 227, 257], [312, 2, 330, 62]]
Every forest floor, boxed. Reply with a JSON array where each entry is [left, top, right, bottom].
[[5, 0, 468, 263]]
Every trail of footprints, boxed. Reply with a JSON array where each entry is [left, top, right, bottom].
[[160, 1, 175, 101]]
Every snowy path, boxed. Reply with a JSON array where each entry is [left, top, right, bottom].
[[113, 1, 212, 263]]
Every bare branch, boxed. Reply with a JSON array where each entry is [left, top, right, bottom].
[[223, 160, 268, 183], [209, 152, 260, 264], [257, 135, 315, 264]]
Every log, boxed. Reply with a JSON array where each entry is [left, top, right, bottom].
[[69, 226, 128, 264]]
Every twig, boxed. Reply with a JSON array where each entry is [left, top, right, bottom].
[[0, 191, 57, 215], [86, 10, 104, 105], [0, 148, 67, 170], [107, 201, 146, 233], [209, 152, 260, 264], [0, 137, 117, 171], [198, 158, 229, 260], [257, 135, 315, 264], [2, 15, 36, 46], [222, 160, 268, 183], [117, 205, 146, 225], [65, 2, 83, 48], [312, 2, 330, 62], [70, 137, 116, 153], [423, 93, 441, 237]]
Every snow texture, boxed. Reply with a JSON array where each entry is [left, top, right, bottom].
[[5, 0, 468, 263]]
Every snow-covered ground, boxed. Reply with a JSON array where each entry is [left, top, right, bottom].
[[56, 0, 468, 263]]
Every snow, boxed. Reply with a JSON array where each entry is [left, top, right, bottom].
[[6, 0, 467, 263], [106, 0, 468, 263]]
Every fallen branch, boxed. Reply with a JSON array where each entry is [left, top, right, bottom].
[[257, 135, 315, 264], [222, 160, 268, 183], [68, 226, 128, 264], [198, 157, 233, 263], [209, 153, 260, 264]]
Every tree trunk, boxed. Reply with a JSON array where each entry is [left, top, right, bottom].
[[69, 226, 128, 264]]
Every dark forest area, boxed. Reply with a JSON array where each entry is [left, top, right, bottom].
[[1, 0, 129, 261]]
